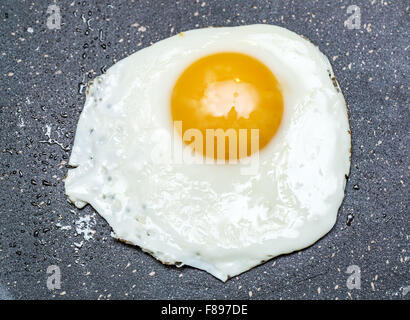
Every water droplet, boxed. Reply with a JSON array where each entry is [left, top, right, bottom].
[[42, 180, 52, 186], [346, 214, 354, 226], [78, 82, 86, 94]]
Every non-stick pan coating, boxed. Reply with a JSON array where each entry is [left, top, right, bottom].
[[0, 0, 408, 299]]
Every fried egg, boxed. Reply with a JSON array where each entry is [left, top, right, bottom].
[[65, 25, 351, 281]]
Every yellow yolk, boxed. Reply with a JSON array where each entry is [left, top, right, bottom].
[[171, 52, 283, 161]]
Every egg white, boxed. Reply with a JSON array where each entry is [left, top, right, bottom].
[[65, 24, 351, 281]]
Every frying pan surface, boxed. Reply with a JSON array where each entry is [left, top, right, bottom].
[[0, 0, 408, 299]]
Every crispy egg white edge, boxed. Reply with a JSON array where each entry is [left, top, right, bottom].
[[65, 24, 351, 281]]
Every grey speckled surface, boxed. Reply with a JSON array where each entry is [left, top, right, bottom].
[[0, 0, 408, 300]]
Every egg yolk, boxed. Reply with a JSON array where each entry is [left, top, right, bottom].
[[171, 52, 283, 161]]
